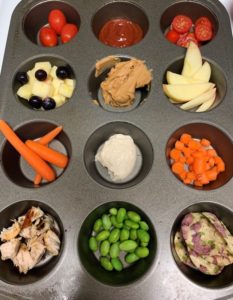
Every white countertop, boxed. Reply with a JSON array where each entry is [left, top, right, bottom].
[[0, 0, 232, 73]]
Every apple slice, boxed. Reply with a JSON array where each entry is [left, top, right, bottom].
[[166, 71, 202, 85], [181, 42, 202, 78], [180, 88, 216, 110], [163, 83, 215, 102], [196, 95, 216, 112], [192, 61, 211, 83]]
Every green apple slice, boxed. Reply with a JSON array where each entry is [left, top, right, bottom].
[[180, 88, 216, 110], [192, 61, 211, 82], [163, 82, 215, 102], [181, 42, 202, 78]]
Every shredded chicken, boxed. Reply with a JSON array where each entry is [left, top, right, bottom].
[[44, 230, 60, 256], [0, 238, 21, 260], [0, 221, 21, 241], [13, 243, 34, 274]]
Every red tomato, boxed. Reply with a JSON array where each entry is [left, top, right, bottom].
[[48, 9, 67, 35], [171, 15, 193, 34], [39, 26, 58, 47], [195, 17, 212, 29], [177, 32, 199, 48], [195, 24, 213, 41], [165, 29, 180, 44], [61, 24, 78, 43]]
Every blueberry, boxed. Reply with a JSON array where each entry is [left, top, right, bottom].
[[42, 97, 56, 110], [35, 69, 47, 81], [29, 96, 42, 109], [16, 72, 28, 85], [56, 66, 70, 79]]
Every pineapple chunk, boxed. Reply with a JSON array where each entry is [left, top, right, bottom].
[[53, 94, 67, 107], [27, 70, 36, 85], [65, 79, 75, 89], [52, 78, 63, 96], [58, 83, 74, 98], [32, 81, 53, 99], [34, 62, 52, 75], [17, 83, 32, 100], [50, 66, 58, 79]]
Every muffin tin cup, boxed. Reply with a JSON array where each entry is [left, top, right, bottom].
[[78, 201, 157, 286], [0, 200, 64, 285], [0, 0, 232, 299], [171, 202, 233, 289]]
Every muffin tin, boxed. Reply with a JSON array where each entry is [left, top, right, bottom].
[[0, 0, 232, 299]]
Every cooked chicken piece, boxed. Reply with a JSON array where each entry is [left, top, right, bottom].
[[0, 238, 21, 260], [0, 221, 21, 241], [44, 230, 60, 256], [20, 225, 38, 239], [36, 214, 54, 235], [17, 216, 25, 226], [29, 239, 45, 266], [13, 243, 34, 274], [21, 207, 44, 229]]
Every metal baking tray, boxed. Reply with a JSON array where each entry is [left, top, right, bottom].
[[0, 0, 232, 299]]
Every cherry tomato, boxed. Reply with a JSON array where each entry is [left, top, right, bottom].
[[165, 29, 180, 44], [195, 17, 212, 29], [39, 26, 58, 47], [177, 32, 199, 48], [171, 15, 193, 34], [48, 9, 67, 35], [195, 24, 213, 41], [61, 24, 78, 43]]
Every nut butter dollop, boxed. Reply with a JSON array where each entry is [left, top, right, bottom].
[[96, 56, 152, 107]]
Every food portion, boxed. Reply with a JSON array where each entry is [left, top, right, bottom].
[[95, 56, 152, 108], [169, 133, 225, 187], [163, 42, 216, 112], [39, 9, 78, 47], [98, 18, 143, 48], [89, 207, 151, 272], [0, 206, 61, 274], [95, 134, 137, 182], [174, 212, 233, 275], [0, 120, 68, 185], [16, 61, 75, 110], [165, 15, 214, 47]]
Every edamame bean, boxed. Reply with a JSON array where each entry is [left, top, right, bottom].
[[100, 240, 110, 256], [109, 228, 120, 243], [140, 221, 149, 231], [141, 242, 148, 247], [135, 247, 149, 258], [100, 257, 113, 271], [89, 237, 98, 252], [125, 253, 139, 264], [109, 208, 118, 215], [93, 218, 102, 233], [127, 211, 141, 223], [96, 230, 110, 242], [117, 208, 126, 223], [109, 242, 120, 258], [110, 215, 123, 228], [125, 219, 139, 229], [137, 229, 150, 243], [111, 258, 123, 271], [120, 228, 130, 241], [102, 214, 111, 230], [119, 240, 138, 252], [130, 229, 137, 240]]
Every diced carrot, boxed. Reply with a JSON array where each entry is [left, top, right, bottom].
[[206, 167, 218, 181], [194, 180, 203, 187], [208, 157, 215, 168], [183, 147, 192, 158], [192, 157, 207, 174], [179, 171, 187, 180], [207, 149, 217, 157], [179, 156, 186, 163], [183, 177, 192, 184], [197, 172, 210, 185], [200, 138, 211, 147], [192, 151, 205, 158], [186, 156, 194, 165], [172, 162, 184, 174], [180, 133, 192, 145], [175, 140, 184, 150], [217, 162, 225, 173], [188, 139, 201, 150], [187, 171, 196, 181], [170, 148, 181, 161]]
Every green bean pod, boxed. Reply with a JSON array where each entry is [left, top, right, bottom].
[[139, 221, 149, 231], [130, 229, 137, 240], [110, 215, 123, 228], [120, 228, 130, 241], [109, 208, 118, 216]]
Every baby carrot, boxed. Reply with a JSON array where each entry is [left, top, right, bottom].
[[34, 173, 42, 185], [25, 140, 68, 168], [0, 120, 55, 182], [38, 126, 63, 145]]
